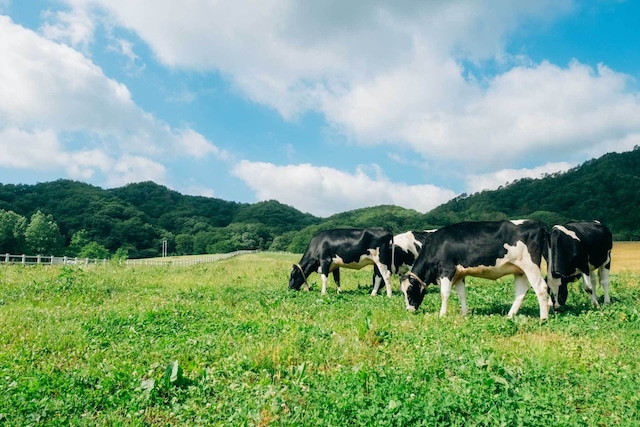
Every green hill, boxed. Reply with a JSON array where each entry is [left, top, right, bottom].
[[1, 147, 638, 256], [423, 147, 640, 239]]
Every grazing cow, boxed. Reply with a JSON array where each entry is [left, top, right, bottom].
[[547, 220, 612, 309], [400, 219, 550, 320], [371, 230, 436, 295], [289, 228, 395, 297]]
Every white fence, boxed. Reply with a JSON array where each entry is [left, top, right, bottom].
[[0, 254, 108, 265], [124, 250, 256, 266], [0, 250, 256, 267]]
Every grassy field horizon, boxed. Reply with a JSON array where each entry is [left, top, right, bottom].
[[1, 244, 638, 425]]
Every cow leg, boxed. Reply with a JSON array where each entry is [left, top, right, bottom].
[[320, 274, 329, 294], [333, 269, 341, 294], [371, 275, 383, 296], [522, 267, 549, 320], [371, 265, 382, 296], [546, 249, 561, 310], [507, 274, 529, 318], [439, 277, 452, 317], [374, 261, 393, 298], [454, 279, 468, 316], [599, 266, 611, 305], [582, 272, 599, 307]]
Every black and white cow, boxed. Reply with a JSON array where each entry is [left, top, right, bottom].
[[289, 228, 395, 297], [371, 230, 436, 295], [547, 220, 612, 309], [400, 219, 550, 320]]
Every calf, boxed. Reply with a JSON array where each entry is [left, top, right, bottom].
[[400, 219, 550, 320], [371, 230, 436, 295], [289, 228, 395, 297], [547, 220, 612, 308]]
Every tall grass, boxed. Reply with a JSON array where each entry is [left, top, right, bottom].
[[1, 253, 639, 426]]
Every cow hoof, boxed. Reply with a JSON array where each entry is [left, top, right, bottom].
[[406, 306, 416, 312]]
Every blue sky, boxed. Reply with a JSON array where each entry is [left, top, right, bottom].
[[1, 1, 639, 217]]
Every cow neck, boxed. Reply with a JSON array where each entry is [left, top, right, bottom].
[[294, 264, 308, 284], [408, 271, 428, 290]]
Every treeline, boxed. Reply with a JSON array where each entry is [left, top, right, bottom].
[[1, 147, 638, 257]]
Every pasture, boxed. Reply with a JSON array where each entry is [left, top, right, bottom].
[[1, 243, 639, 426]]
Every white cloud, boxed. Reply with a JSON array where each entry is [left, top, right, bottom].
[[466, 162, 573, 194], [8, 1, 640, 212], [0, 15, 224, 187], [58, 1, 640, 176], [175, 128, 229, 159], [0, 127, 162, 184], [0, 128, 66, 170], [108, 155, 167, 187], [232, 160, 456, 217], [40, 6, 95, 52]]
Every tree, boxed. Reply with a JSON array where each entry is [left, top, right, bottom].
[[67, 229, 91, 256], [112, 247, 129, 261], [25, 210, 64, 255], [0, 210, 27, 253], [175, 234, 194, 255], [78, 241, 109, 259]]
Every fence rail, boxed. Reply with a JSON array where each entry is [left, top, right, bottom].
[[0, 250, 257, 266], [0, 253, 108, 265], [124, 250, 256, 266]]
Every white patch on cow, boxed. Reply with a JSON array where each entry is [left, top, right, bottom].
[[554, 225, 580, 241], [510, 219, 528, 225], [330, 254, 375, 270], [393, 231, 422, 257], [330, 247, 393, 297]]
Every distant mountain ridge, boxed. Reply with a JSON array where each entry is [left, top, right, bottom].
[[1, 147, 638, 256]]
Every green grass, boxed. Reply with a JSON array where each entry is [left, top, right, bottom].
[[1, 253, 639, 426]]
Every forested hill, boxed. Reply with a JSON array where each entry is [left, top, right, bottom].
[[0, 180, 321, 257], [1, 147, 638, 257], [421, 147, 640, 240]]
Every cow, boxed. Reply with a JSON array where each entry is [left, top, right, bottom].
[[289, 228, 395, 297], [400, 219, 550, 320], [371, 230, 436, 295], [547, 220, 612, 309]]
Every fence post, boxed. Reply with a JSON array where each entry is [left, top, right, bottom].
[[37, 255, 41, 264], [22, 254, 26, 265], [4, 253, 8, 263], [50, 255, 54, 265]]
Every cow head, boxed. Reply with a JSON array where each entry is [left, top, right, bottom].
[[547, 280, 569, 307], [288, 264, 306, 290], [400, 273, 427, 311]]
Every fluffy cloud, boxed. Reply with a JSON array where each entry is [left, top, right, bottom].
[[232, 160, 456, 217], [0, 127, 112, 179], [54, 1, 640, 173], [0, 15, 221, 186]]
